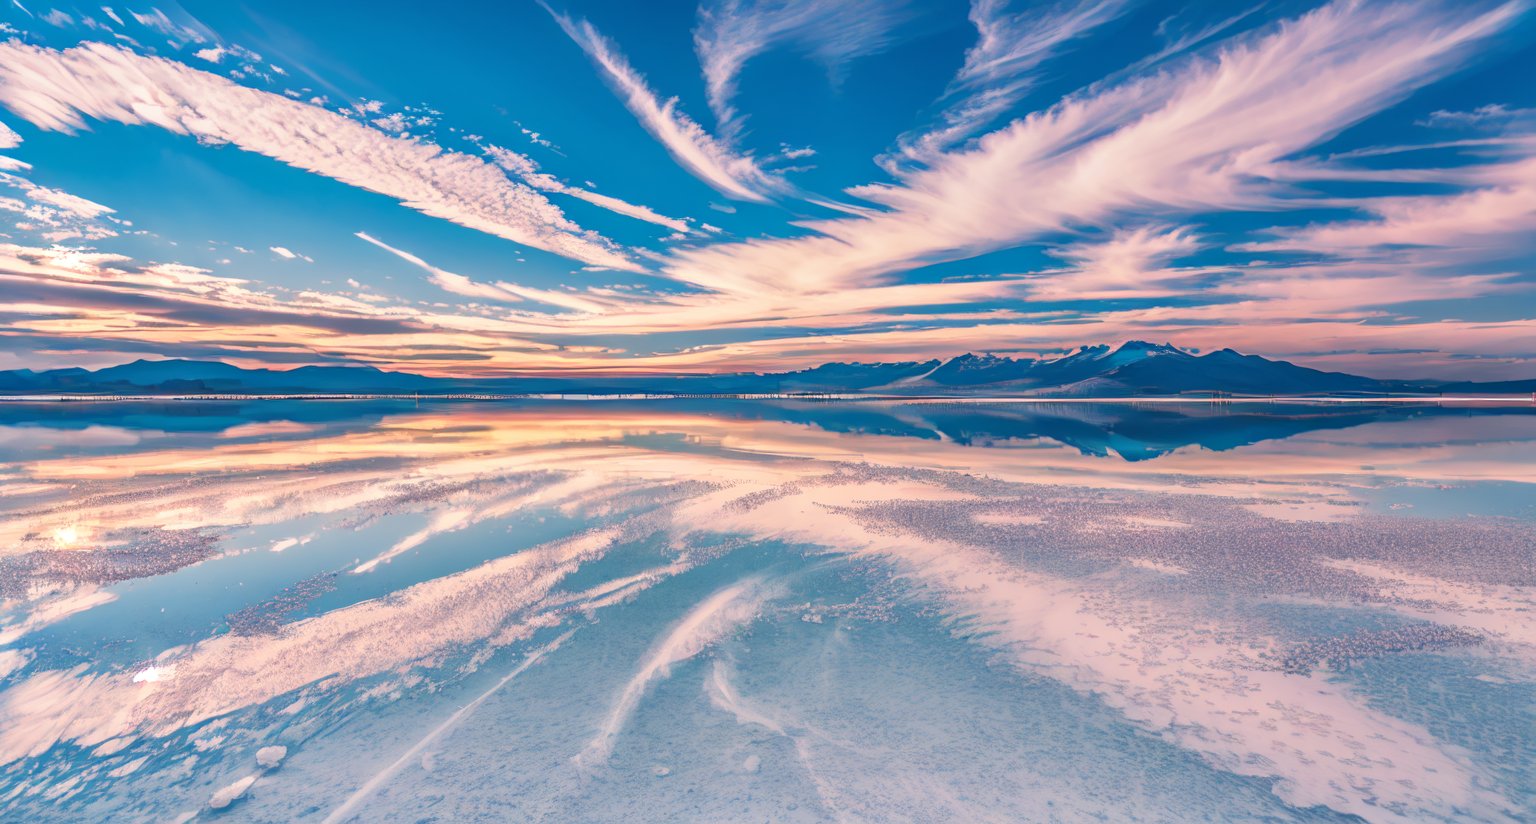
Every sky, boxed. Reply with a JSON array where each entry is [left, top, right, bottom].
[[0, 0, 1533, 379]]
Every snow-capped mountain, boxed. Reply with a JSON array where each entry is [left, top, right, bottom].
[[3, 342, 1531, 397]]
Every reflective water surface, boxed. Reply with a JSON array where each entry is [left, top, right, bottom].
[[1, 399, 1533, 822]]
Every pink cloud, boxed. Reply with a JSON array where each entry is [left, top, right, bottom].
[[663, 1, 1521, 298], [547, 7, 784, 202], [0, 42, 638, 271]]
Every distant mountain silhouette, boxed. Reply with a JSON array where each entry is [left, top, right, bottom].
[[3, 342, 1534, 397], [0, 359, 442, 395]]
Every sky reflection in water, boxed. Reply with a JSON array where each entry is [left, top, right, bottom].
[[0, 400, 1533, 822]]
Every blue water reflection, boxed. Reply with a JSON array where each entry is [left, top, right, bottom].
[[0, 399, 1531, 821]]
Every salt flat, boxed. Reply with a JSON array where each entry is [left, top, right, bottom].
[[0, 400, 1532, 822]]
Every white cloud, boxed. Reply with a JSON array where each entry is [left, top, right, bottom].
[[255, 745, 287, 768], [484, 144, 693, 234], [1419, 103, 1535, 129], [23, 185, 110, 218], [1034, 225, 1207, 299], [355, 231, 606, 313], [193, 46, 226, 63], [130, 8, 207, 45], [208, 774, 257, 810], [0, 42, 639, 271], [269, 246, 299, 260], [0, 169, 118, 241], [484, 144, 539, 178], [371, 112, 409, 134], [557, 187, 693, 235], [694, 0, 908, 139], [0, 118, 21, 149], [356, 231, 515, 303], [0, 1, 1527, 377], [516, 123, 556, 149], [546, 7, 783, 202], [1237, 155, 1536, 258], [890, 0, 1128, 166], [663, 1, 1523, 298], [0, 227, 1528, 378]]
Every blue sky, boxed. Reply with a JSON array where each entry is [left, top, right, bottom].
[[0, 0, 1533, 377]]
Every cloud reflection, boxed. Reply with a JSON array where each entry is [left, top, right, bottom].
[[0, 401, 1532, 820]]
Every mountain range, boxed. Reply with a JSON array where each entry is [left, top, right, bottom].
[[3, 342, 1533, 397]]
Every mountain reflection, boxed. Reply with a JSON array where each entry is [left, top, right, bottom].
[[1, 399, 1533, 821], [4, 397, 1533, 463]]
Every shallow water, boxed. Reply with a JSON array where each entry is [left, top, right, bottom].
[[0, 399, 1533, 822]]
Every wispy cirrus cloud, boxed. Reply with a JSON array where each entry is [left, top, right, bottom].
[[889, 0, 1130, 166], [1032, 225, 1207, 300], [664, 1, 1523, 299], [0, 239, 586, 374], [268, 245, 312, 262], [0, 0, 1532, 380], [129, 7, 211, 47], [0, 170, 118, 241], [0, 115, 122, 241], [1, 228, 1529, 379], [1237, 154, 1536, 259], [482, 144, 694, 235], [356, 230, 517, 304], [595, 297, 1535, 379], [355, 231, 608, 313], [694, 0, 910, 139], [0, 41, 639, 271], [0, 118, 20, 149], [1419, 102, 1536, 128], [544, 5, 784, 202]]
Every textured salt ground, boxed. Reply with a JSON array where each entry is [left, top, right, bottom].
[[9, 470, 1523, 817], [2, 406, 1532, 823], [221, 555, 1353, 824]]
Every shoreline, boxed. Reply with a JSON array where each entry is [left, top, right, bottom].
[[2, 393, 1534, 405]]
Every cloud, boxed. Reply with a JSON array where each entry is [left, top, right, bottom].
[[0, 169, 118, 241], [129, 8, 208, 46], [0, 1, 1532, 379], [0, 239, 580, 374], [483, 144, 693, 234], [586, 299, 1536, 379], [0, 42, 639, 271], [545, 6, 784, 202], [1237, 155, 1536, 258], [355, 231, 519, 304], [694, 0, 909, 139], [208, 775, 258, 810], [576, 578, 774, 769], [1419, 102, 1536, 128], [1, 227, 1531, 379], [355, 231, 607, 313], [0, 118, 20, 149], [1032, 225, 1208, 300], [662, 0, 1523, 298], [890, 0, 1129, 165]]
